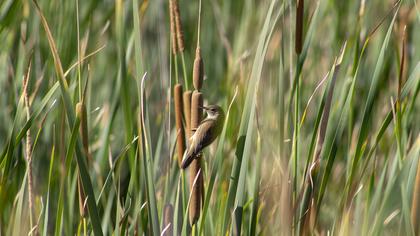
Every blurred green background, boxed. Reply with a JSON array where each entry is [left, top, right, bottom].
[[0, 0, 419, 235]]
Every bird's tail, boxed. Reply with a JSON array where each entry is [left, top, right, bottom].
[[181, 149, 198, 169]]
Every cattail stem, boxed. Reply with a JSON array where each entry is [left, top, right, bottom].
[[295, 0, 304, 54], [189, 91, 203, 225], [181, 52, 189, 90], [174, 54, 179, 84], [174, 84, 186, 167], [197, 0, 202, 47], [76, 0, 82, 101], [83, 218, 87, 236]]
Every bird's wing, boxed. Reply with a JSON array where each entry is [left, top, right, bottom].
[[189, 121, 211, 154], [190, 118, 211, 132], [181, 120, 214, 169]]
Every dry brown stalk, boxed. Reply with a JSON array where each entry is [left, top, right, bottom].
[[174, 84, 186, 167], [183, 90, 193, 137]]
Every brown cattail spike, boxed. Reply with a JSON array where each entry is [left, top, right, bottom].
[[191, 91, 203, 128], [169, 0, 178, 54], [295, 0, 304, 54], [189, 91, 203, 225], [193, 47, 204, 91], [189, 156, 203, 225], [173, 0, 185, 52], [162, 204, 174, 236], [174, 84, 186, 167], [183, 90, 193, 137]]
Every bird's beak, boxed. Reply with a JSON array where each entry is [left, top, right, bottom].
[[199, 106, 209, 110]]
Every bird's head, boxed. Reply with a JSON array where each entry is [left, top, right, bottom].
[[200, 105, 224, 119]]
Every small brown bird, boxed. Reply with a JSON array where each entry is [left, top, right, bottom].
[[181, 105, 225, 169]]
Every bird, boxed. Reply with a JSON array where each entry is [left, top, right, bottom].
[[181, 105, 225, 169]]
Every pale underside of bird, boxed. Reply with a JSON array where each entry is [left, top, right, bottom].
[[181, 105, 225, 169]]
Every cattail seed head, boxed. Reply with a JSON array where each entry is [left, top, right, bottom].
[[189, 156, 203, 225], [174, 84, 186, 167], [172, 0, 185, 52], [191, 91, 203, 129], [193, 47, 204, 91], [169, 0, 178, 54], [295, 0, 304, 54], [162, 204, 174, 236], [183, 90, 192, 137], [189, 90, 203, 225]]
